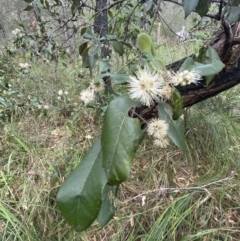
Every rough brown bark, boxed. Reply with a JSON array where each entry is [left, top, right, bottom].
[[178, 22, 240, 107]]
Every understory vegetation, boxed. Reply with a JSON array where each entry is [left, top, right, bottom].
[[0, 40, 240, 240]]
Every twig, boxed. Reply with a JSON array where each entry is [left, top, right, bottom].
[[124, 172, 237, 203]]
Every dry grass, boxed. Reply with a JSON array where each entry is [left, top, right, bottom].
[[0, 51, 240, 241]]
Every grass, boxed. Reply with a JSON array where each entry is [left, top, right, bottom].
[[0, 43, 240, 241]]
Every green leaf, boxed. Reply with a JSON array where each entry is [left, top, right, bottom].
[[158, 103, 188, 152], [88, 47, 100, 76], [146, 0, 153, 12], [179, 46, 225, 85], [178, 57, 194, 73], [102, 94, 141, 185], [79, 42, 88, 55], [97, 184, 119, 227], [95, 73, 129, 85], [144, 52, 165, 71], [171, 88, 183, 120], [205, 74, 215, 85], [82, 27, 96, 40], [23, 5, 34, 11], [193, 46, 225, 77], [195, 0, 210, 17], [99, 59, 111, 73], [23, 0, 34, 2], [224, 6, 240, 23], [81, 47, 90, 68], [232, 0, 240, 6], [71, 0, 81, 14], [110, 73, 129, 84], [137, 33, 153, 54], [109, 40, 124, 56], [56, 140, 107, 231], [182, 0, 199, 18]]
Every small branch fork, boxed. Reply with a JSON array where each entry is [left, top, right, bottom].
[[124, 172, 237, 203]]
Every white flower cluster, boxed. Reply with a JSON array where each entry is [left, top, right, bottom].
[[57, 90, 68, 100], [147, 118, 170, 148], [19, 63, 30, 69], [128, 68, 172, 107], [128, 68, 202, 107], [80, 88, 95, 105], [80, 81, 104, 105], [12, 28, 21, 36], [38, 105, 49, 110], [173, 70, 202, 86]]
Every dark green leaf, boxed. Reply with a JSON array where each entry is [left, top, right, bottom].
[[182, 0, 199, 18], [97, 184, 119, 227], [23, 5, 34, 11], [81, 27, 87, 36], [109, 40, 124, 56], [146, 0, 153, 12], [71, 0, 81, 14], [195, 0, 210, 17], [102, 94, 141, 185], [108, 10, 113, 18], [171, 88, 183, 120], [232, 0, 240, 6], [56, 140, 107, 231], [23, 0, 34, 2], [99, 59, 111, 73], [224, 6, 240, 23], [81, 47, 90, 68], [158, 103, 188, 152], [79, 42, 88, 55], [110, 73, 129, 84], [83, 27, 96, 40], [95, 73, 129, 85], [88, 47, 100, 76]]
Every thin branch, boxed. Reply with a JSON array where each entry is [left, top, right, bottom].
[[124, 173, 237, 203]]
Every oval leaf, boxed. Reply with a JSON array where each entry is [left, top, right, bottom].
[[182, 0, 199, 18], [172, 88, 183, 120], [56, 140, 107, 231], [109, 40, 124, 56], [97, 184, 119, 227], [195, 0, 210, 17], [102, 94, 141, 185], [137, 33, 153, 54], [158, 103, 188, 152]]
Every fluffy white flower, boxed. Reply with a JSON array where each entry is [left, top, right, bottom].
[[172, 70, 202, 86], [80, 88, 95, 105], [44, 105, 49, 110], [85, 134, 93, 140], [147, 118, 169, 139], [19, 63, 30, 69], [64, 91, 68, 95], [12, 29, 21, 35], [128, 68, 165, 106], [153, 136, 170, 149], [58, 90, 63, 96]]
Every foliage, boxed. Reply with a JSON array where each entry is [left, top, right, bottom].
[[1, 0, 240, 238], [54, 0, 234, 232]]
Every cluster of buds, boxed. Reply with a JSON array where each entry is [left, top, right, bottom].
[[19, 63, 30, 69]]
